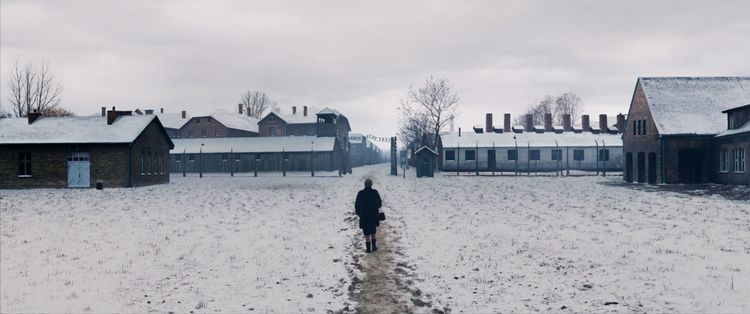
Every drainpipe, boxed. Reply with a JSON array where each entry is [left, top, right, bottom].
[[660, 136, 666, 184], [127, 144, 133, 187]]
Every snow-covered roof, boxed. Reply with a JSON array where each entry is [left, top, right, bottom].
[[268, 106, 321, 124], [349, 132, 364, 144], [317, 107, 343, 117], [172, 136, 336, 154], [639, 77, 750, 135], [0, 115, 161, 145], [441, 131, 623, 148], [716, 120, 750, 138], [210, 109, 259, 133], [415, 146, 438, 155], [155, 112, 190, 130]]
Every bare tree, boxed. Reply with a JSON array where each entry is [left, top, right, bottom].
[[6, 59, 65, 117], [397, 103, 432, 152], [517, 92, 584, 126], [554, 92, 583, 126], [401, 76, 460, 149], [240, 91, 278, 118]]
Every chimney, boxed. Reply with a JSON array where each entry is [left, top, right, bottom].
[[599, 114, 608, 132], [293, 106, 297, 115], [145, 109, 154, 115], [181, 110, 186, 119], [504, 113, 511, 133], [106, 107, 133, 125], [458, 127, 461, 137], [582, 114, 590, 131], [524, 114, 533, 132], [101, 107, 106, 117], [485, 113, 493, 133], [616, 113, 626, 132], [238, 103, 243, 115], [563, 114, 572, 131], [27, 110, 42, 124], [160, 108, 164, 114], [544, 113, 553, 132], [303, 106, 308, 117]]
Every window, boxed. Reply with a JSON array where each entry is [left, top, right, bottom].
[[201, 129, 206, 137], [573, 149, 585, 161], [735, 149, 746, 173], [507, 149, 518, 161], [632, 120, 637, 136], [17, 152, 32, 176], [598, 149, 610, 161], [140, 152, 145, 175], [188, 154, 195, 162], [222, 154, 228, 161], [529, 150, 540, 160], [235, 154, 241, 161], [445, 150, 456, 161], [270, 127, 277, 137], [642, 120, 647, 135], [551, 149, 562, 161], [196, 118, 201, 124], [214, 129, 220, 137], [208, 117, 212, 123], [465, 150, 476, 161], [719, 149, 728, 172]]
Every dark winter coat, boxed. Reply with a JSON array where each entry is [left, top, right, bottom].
[[355, 187, 382, 229]]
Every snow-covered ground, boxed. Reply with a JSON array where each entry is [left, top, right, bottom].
[[2, 164, 748, 313]]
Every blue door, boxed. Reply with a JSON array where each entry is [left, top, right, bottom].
[[67, 152, 91, 188]]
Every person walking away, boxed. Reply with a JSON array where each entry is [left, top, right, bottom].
[[355, 178, 382, 253]]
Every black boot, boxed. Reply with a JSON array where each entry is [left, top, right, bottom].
[[365, 242, 372, 253], [371, 239, 377, 252]]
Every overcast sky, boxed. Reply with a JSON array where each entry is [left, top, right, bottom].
[[2, 0, 749, 139]]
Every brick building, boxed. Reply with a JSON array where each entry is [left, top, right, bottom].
[[0, 109, 174, 188], [622, 77, 750, 184], [180, 109, 258, 138], [170, 136, 345, 174], [439, 112, 625, 174], [714, 104, 749, 185], [349, 132, 386, 167]]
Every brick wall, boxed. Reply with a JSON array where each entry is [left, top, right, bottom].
[[622, 81, 663, 183], [180, 116, 256, 138], [258, 114, 288, 136], [130, 121, 172, 187]]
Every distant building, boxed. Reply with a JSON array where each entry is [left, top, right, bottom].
[[714, 104, 749, 185], [180, 109, 259, 138], [349, 132, 386, 167], [622, 77, 750, 184], [439, 112, 624, 174], [0, 109, 174, 188], [170, 136, 345, 174]]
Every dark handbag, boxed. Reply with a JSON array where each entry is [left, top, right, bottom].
[[379, 212, 386, 221]]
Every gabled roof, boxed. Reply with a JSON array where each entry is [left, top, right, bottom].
[[0, 115, 170, 145], [172, 136, 336, 154], [638, 77, 750, 135], [415, 146, 438, 155], [156, 112, 190, 130], [721, 103, 750, 114], [209, 109, 259, 133]]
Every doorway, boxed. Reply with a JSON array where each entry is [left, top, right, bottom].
[[67, 152, 91, 188], [625, 152, 633, 182], [487, 150, 496, 172], [637, 152, 645, 183], [648, 152, 657, 184], [678, 149, 705, 183]]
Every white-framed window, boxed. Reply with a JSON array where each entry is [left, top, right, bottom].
[[719, 149, 728, 172], [734, 149, 745, 173]]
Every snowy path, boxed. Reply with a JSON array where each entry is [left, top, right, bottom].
[[2, 164, 748, 313]]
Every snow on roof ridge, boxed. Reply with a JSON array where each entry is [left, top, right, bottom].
[[0, 115, 157, 144], [639, 77, 750, 135], [210, 109, 259, 133]]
